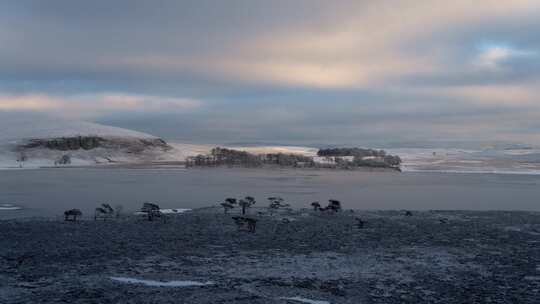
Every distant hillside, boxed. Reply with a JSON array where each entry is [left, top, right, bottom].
[[0, 114, 182, 168]]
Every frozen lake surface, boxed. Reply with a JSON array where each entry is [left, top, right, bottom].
[[2, 168, 540, 219]]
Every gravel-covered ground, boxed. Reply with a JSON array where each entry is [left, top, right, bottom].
[[1, 208, 540, 303]]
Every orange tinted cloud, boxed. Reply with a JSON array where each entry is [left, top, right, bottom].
[[0, 93, 201, 117]]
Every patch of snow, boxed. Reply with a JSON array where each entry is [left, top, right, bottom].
[[134, 208, 191, 215], [388, 147, 540, 175], [109, 277, 213, 287], [524, 276, 540, 281], [0, 113, 155, 144], [198, 247, 481, 284], [312, 156, 335, 165], [165, 143, 214, 161], [0, 204, 22, 211], [0, 114, 195, 169], [166, 143, 319, 161], [227, 145, 318, 156], [279, 296, 330, 304], [159, 208, 192, 214]]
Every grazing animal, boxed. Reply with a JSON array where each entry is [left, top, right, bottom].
[[94, 203, 115, 221], [404, 210, 413, 217], [439, 218, 449, 224], [232, 216, 257, 233], [311, 201, 321, 211], [140, 202, 161, 221], [355, 217, 365, 229], [64, 209, 82, 222]]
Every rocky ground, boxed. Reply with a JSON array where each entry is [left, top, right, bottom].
[[1, 208, 539, 303]]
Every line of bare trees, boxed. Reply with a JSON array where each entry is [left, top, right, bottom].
[[187, 146, 401, 169], [186, 147, 314, 168]]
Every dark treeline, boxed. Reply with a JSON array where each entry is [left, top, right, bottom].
[[318, 147, 387, 158], [318, 147, 401, 167], [186, 147, 314, 168], [186, 147, 401, 170]]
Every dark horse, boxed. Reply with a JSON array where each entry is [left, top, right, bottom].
[[232, 216, 257, 233], [64, 209, 82, 222], [140, 202, 161, 221]]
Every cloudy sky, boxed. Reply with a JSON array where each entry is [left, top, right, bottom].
[[1, 1, 540, 147]]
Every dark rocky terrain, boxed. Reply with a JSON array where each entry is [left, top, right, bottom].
[[1, 209, 539, 303]]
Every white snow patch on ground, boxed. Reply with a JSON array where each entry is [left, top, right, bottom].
[[227, 145, 319, 156], [159, 208, 192, 214], [167, 143, 318, 160], [0, 114, 192, 169], [0, 204, 22, 211], [388, 147, 540, 175], [133, 208, 191, 215], [0, 114, 155, 144], [167, 143, 214, 159], [503, 225, 540, 235], [279, 296, 330, 304], [193, 246, 482, 284], [110, 277, 213, 287]]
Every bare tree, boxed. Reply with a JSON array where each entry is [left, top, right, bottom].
[[328, 199, 342, 212], [115, 205, 123, 218], [239, 196, 256, 215], [320, 199, 342, 213], [94, 203, 115, 220], [221, 198, 237, 214], [16, 151, 27, 168], [55, 154, 71, 166], [64, 209, 82, 222], [268, 197, 289, 215]]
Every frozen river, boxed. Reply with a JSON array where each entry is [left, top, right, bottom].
[[2, 167, 540, 219]]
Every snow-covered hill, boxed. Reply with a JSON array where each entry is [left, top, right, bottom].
[[0, 114, 185, 169], [0, 114, 155, 145]]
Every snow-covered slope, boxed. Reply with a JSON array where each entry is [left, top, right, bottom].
[[0, 113, 183, 169], [0, 114, 155, 145]]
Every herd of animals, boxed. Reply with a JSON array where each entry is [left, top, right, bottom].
[[62, 198, 427, 233]]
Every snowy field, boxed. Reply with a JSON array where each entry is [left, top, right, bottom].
[[387, 148, 540, 175], [0, 115, 182, 169], [1, 209, 539, 303], [2, 115, 540, 175]]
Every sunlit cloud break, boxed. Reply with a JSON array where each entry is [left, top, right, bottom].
[[1, 0, 540, 145], [475, 44, 537, 69], [0, 93, 202, 117]]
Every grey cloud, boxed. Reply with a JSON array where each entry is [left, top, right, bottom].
[[1, 1, 540, 147]]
